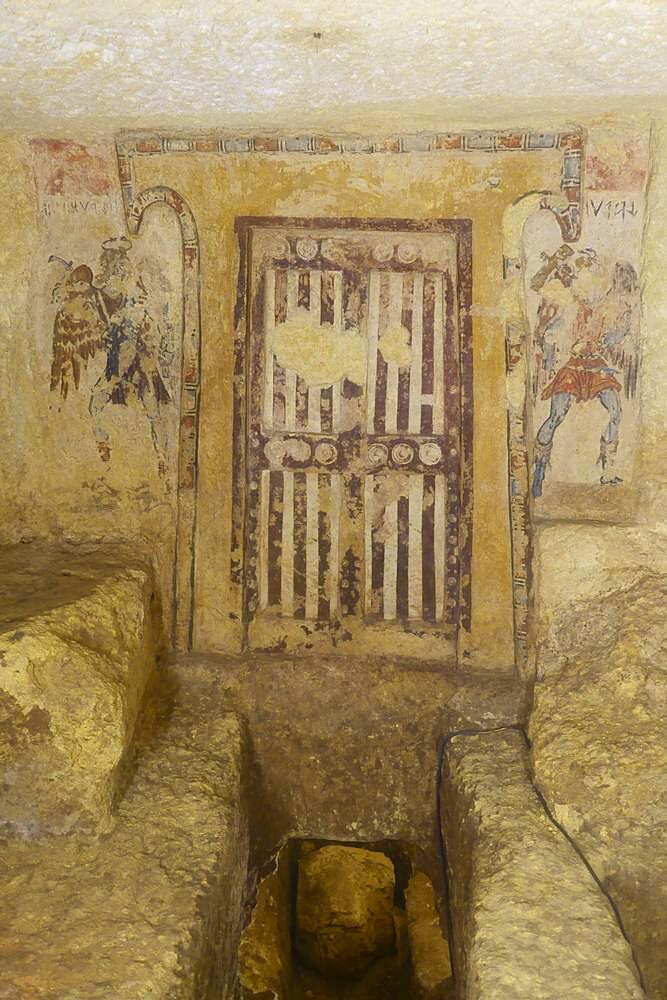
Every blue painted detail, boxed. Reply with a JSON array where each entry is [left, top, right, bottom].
[[284, 136, 311, 152], [224, 138, 252, 153], [527, 132, 556, 149]]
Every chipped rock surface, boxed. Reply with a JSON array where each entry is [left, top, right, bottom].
[[0, 543, 158, 836], [0, 680, 250, 1000], [238, 845, 293, 999], [404, 872, 453, 1000], [167, 655, 523, 876], [295, 845, 396, 979], [530, 571, 667, 999], [441, 728, 645, 1000]]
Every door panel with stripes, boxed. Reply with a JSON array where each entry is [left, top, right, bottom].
[[240, 220, 471, 659]]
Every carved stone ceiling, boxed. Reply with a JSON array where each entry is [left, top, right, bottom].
[[0, 0, 665, 133]]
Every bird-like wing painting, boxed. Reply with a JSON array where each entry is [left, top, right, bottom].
[[50, 264, 105, 399]]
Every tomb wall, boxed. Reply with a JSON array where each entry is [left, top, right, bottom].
[[0, 104, 664, 669]]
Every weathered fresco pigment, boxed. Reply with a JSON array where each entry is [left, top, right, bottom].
[[0, 137, 183, 642], [49, 236, 176, 469], [523, 128, 649, 507], [1, 100, 667, 1000], [0, 8, 666, 999], [121, 130, 577, 664], [0, 120, 654, 669], [236, 218, 471, 659]]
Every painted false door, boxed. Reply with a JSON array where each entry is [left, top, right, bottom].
[[240, 220, 471, 659]]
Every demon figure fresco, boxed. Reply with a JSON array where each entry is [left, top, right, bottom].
[[49, 237, 175, 471], [530, 244, 640, 498]]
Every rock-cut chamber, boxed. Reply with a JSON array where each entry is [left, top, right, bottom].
[[238, 839, 454, 1000]]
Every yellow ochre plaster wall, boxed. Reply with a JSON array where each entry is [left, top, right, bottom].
[[1, 106, 666, 672], [0, 134, 40, 542], [0, 133, 180, 641], [132, 148, 565, 665], [534, 112, 667, 652]]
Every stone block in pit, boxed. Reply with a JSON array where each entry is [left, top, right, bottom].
[[295, 844, 396, 979], [440, 728, 645, 1000], [0, 544, 158, 836], [404, 871, 453, 1000]]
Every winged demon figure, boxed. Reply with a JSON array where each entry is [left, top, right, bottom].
[[530, 247, 640, 498], [48, 238, 173, 471]]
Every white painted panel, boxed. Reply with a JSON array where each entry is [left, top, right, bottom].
[[259, 470, 270, 609], [433, 273, 445, 435], [329, 472, 341, 614], [281, 470, 294, 615], [434, 475, 446, 620], [305, 471, 319, 620], [366, 270, 380, 433], [408, 475, 423, 619], [383, 499, 398, 620], [263, 268, 275, 429], [409, 272, 424, 433]]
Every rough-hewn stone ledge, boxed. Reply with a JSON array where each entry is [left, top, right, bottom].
[[530, 569, 667, 998], [0, 544, 159, 836], [440, 728, 645, 1000], [0, 694, 250, 999]]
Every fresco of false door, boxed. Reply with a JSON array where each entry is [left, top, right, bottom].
[[242, 220, 472, 660]]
